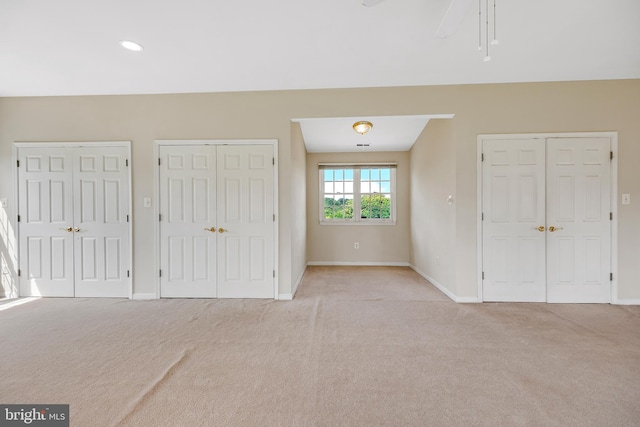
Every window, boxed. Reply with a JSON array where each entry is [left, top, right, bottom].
[[319, 163, 396, 224]]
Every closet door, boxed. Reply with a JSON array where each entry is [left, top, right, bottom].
[[482, 139, 547, 302], [216, 145, 275, 298], [18, 147, 74, 297], [74, 146, 130, 297], [18, 145, 131, 298], [546, 137, 611, 303], [159, 146, 217, 298]]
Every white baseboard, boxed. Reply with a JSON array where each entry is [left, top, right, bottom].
[[409, 264, 480, 303], [278, 293, 293, 300], [290, 266, 307, 299], [614, 298, 640, 305], [307, 261, 410, 267], [133, 293, 157, 300]]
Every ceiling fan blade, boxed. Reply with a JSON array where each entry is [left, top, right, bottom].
[[362, 0, 386, 7], [435, 0, 474, 39]]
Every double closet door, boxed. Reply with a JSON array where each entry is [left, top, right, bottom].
[[482, 137, 612, 303], [18, 145, 130, 297], [159, 144, 275, 298]]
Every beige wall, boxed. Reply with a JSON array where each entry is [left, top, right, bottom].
[[306, 151, 411, 265], [290, 122, 307, 296], [409, 119, 457, 296], [1, 79, 639, 301]]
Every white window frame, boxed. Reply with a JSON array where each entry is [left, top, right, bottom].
[[319, 163, 397, 225]]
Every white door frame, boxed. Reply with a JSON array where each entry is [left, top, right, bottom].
[[13, 141, 133, 298], [154, 139, 279, 299], [476, 132, 618, 303]]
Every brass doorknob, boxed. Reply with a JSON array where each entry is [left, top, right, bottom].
[[548, 226, 563, 232], [536, 226, 545, 232], [218, 228, 226, 233], [66, 227, 73, 232], [204, 227, 216, 232], [73, 227, 80, 232]]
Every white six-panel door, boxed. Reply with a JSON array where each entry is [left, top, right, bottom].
[[18, 148, 75, 297], [216, 145, 274, 298], [159, 144, 275, 299], [482, 139, 547, 302], [159, 146, 217, 298], [546, 138, 611, 303], [482, 136, 612, 303], [18, 145, 130, 298]]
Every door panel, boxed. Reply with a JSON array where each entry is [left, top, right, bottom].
[[73, 146, 130, 297], [159, 146, 217, 297], [19, 148, 74, 297], [482, 139, 547, 302], [216, 145, 274, 298], [546, 138, 611, 303]]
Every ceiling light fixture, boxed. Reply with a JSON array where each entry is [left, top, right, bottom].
[[353, 121, 373, 135], [120, 40, 144, 52]]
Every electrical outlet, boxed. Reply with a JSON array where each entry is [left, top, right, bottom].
[[354, 242, 359, 249], [622, 194, 630, 205]]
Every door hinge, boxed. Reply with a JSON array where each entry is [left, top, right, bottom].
[[610, 273, 613, 281], [17, 215, 20, 222], [126, 214, 129, 222], [610, 212, 613, 221], [273, 270, 275, 278], [273, 214, 275, 222], [127, 270, 130, 278], [272, 158, 275, 166], [159, 269, 162, 277], [482, 271, 485, 280], [481, 153, 484, 162], [126, 159, 129, 167], [481, 212, 484, 221], [16, 160, 20, 167], [18, 269, 21, 277], [158, 158, 161, 166], [159, 214, 162, 222], [610, 151, 613, 160]]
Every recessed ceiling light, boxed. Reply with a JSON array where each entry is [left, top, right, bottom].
[[120, 40, 143, 52]]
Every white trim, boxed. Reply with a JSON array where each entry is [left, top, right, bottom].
[[291, 265, 307, 299], [308, 261, 410, 267], [411, 264, 479, 303], [614, 299, 640, 306], [154, 139, 279, 299], [278, 293, 293, 300], [291, 114, 456, 123], [14, 141, 133, 299], [132, 293, 157, 300], [477, 131, 618, 304]]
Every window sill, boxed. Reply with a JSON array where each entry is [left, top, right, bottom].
[[319, 221, 397, 226]]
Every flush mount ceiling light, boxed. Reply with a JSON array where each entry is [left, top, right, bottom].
[[120, 40, 144, 52], [353, 121, 373, 135]]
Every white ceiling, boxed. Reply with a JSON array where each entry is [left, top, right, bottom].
[[295, 115, 454, 152], [2, 0, 638, 153], [0, 0, 638, 97]]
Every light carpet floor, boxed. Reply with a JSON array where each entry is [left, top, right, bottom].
[[1, 266, 639, 426]]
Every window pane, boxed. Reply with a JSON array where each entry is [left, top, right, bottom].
[[361, 169, 369, 180], [335, 182, 344, 193], [381, 169, 390, 180], [345, 169, 354, 180], [345, 182, 353, 193], [324, 182, 333, 193], [335, 170, 343, 180], [361, 182, 370, 193], [371, 169, 379, 180], [381, 182, 390, 193], [324, 170, 333, 181]]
